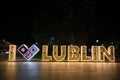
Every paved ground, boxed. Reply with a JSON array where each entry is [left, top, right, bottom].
[[0, 54, 120, 80], [0, 62, 120, 80]]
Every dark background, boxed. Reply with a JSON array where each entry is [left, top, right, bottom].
[[0, 0, 120, 45]]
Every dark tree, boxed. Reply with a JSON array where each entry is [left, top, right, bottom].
[[32, 0, 96, 45]]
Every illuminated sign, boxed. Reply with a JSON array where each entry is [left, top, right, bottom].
[[8, 45, 16, 61], [9, 44, 115, 62], [42, 45, 115, 62], [17, 44, 40, 61]]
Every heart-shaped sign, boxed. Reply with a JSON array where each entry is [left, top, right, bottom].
[[18, 44, 40, 61]]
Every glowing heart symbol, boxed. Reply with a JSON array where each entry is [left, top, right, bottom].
[[18, 44, 40, 61]]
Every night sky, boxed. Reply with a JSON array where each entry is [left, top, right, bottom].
[[1, 0, 120, 45]]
